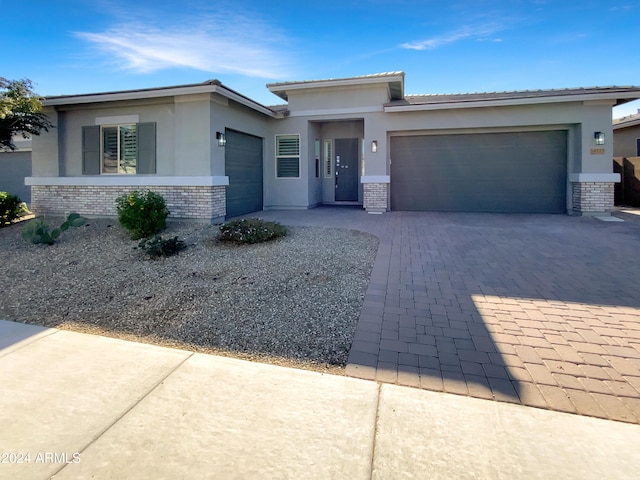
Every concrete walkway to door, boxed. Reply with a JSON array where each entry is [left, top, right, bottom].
[[256, 207, 640, 424]]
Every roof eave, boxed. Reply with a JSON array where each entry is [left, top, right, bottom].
[[43, 83, 278, 117], [385, 91, 640, 112], [613, 118, 640, 130], [267, 72, 406, 102]]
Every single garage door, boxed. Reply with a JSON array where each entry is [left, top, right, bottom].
[[225, 129, 263, 218], [390, 130, 567, 213]]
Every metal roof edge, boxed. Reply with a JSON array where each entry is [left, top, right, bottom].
[[385, 88, 640, 112], [267, 72, 405, 101], [43, 80, 277, 117]]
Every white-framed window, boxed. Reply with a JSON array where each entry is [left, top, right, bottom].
[[323, 139, 332, 178], [276, 134, 300, 178], [101, 124, 137, 174], [82, 123, 156, 176]]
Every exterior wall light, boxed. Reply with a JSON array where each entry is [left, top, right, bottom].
[[216, 131, 226, 147], [371, 140, 378, 153], [594, 132, 605, 145]]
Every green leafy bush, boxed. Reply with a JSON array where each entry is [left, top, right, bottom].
[[219, 218, 287, 244], [138, 235, 186, 258], [115, 190, 169, 239], [0, 191, 30, 226], [21, 213, 86, 245]]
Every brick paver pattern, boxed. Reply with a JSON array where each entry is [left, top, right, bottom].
[[257, 208, 640, 424]]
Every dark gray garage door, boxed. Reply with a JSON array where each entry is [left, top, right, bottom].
[[225, 129, 263, 218], [390, 130, 567, 213]]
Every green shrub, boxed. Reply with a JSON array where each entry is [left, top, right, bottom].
[[21, 213, 86, 245], [219, 218, 287, 244], [115, 190, 169, 239], [0, 191, 30, 227], [138, 235, 186, 258]]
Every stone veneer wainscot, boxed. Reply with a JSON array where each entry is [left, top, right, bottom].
[[26, 176, 228, 223], [568, 173, 619, 216], [362, 175, 390, 214]]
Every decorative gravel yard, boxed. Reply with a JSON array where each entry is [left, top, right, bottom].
[[0, 218, 378, 374]]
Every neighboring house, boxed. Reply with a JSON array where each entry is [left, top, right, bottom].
[[0, 136, 32, 204], [26, 72, 640, 222], [613, 111, 640, 206]]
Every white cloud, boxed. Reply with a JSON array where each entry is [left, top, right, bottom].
[[401, 24, 504, 51], [75, 15, 295, 79]]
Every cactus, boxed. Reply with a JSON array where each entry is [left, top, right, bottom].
[[21, 213, 86, 245]]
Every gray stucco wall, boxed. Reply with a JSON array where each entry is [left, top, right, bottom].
[[28, 80, 621, 217], [0, 150, 32, 203]]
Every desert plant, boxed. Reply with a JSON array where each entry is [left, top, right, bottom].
[[21, 212, 86, 245], [115, 190, 169, 240], [0, 191, 30, 226], [138, 235, 186, 258], [218, 218, 287, 244]]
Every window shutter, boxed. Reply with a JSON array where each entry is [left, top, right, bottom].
[[82, 125, 100, 175], [276, 135, 299, 156], [136, 122, 156, 174], [277, 158, 300, 177]]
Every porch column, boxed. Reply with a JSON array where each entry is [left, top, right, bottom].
[[569, 173, 619, 215], [361, 175, 390, 214]]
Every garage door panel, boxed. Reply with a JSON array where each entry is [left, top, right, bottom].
[[390, 131, 567, 213], [225, 130, 263, 218]]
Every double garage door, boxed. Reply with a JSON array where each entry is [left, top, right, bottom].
[[390, 130, 567, 213], [225, 129, 263, 218]]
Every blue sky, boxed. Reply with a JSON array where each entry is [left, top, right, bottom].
[[4, 0, 640, 118]]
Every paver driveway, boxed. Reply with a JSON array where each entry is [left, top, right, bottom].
[[256, 208, 640, 424]]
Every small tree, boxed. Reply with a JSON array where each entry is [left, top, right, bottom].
[[0, 78, 53, 150]]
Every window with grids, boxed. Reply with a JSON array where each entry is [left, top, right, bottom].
[[276, 134, 300, 178], [102, 125, 137, 174]]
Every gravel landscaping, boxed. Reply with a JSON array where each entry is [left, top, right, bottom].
[[0, 217, 378, 374]]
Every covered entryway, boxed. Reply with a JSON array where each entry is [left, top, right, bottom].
[[390, 130, 567, 213], [225, 129, 263, 218]]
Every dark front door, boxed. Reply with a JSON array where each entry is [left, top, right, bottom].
[[334, 138, 358, 201]]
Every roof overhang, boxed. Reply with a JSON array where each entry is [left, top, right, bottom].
[[267, 72, 405, 102], [385, 88, 640, 113], [43, 81, 278, 117], [614, 116, 640, 130]]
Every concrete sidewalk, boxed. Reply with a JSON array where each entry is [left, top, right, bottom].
[[1, 320, 639, 480]]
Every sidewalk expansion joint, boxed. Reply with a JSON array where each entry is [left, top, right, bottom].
[[50, 351, 195, 478], [369, 382, 383, 480]]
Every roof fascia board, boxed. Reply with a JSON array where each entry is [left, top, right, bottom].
[[44, 84, 277, 117], [214, 85, 277, 117], [43, 85, 219, 106], [385, 92, 640, 112], [614, 118, 640, 129], [268, 74, 405, 95]]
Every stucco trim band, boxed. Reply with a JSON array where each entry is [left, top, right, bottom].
[[361, 175, 391, 184], [568, 173, 620, 183], [25, 176, 230, 187]]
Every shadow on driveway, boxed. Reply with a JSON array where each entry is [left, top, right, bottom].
[[258, 208, 640, 423]]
